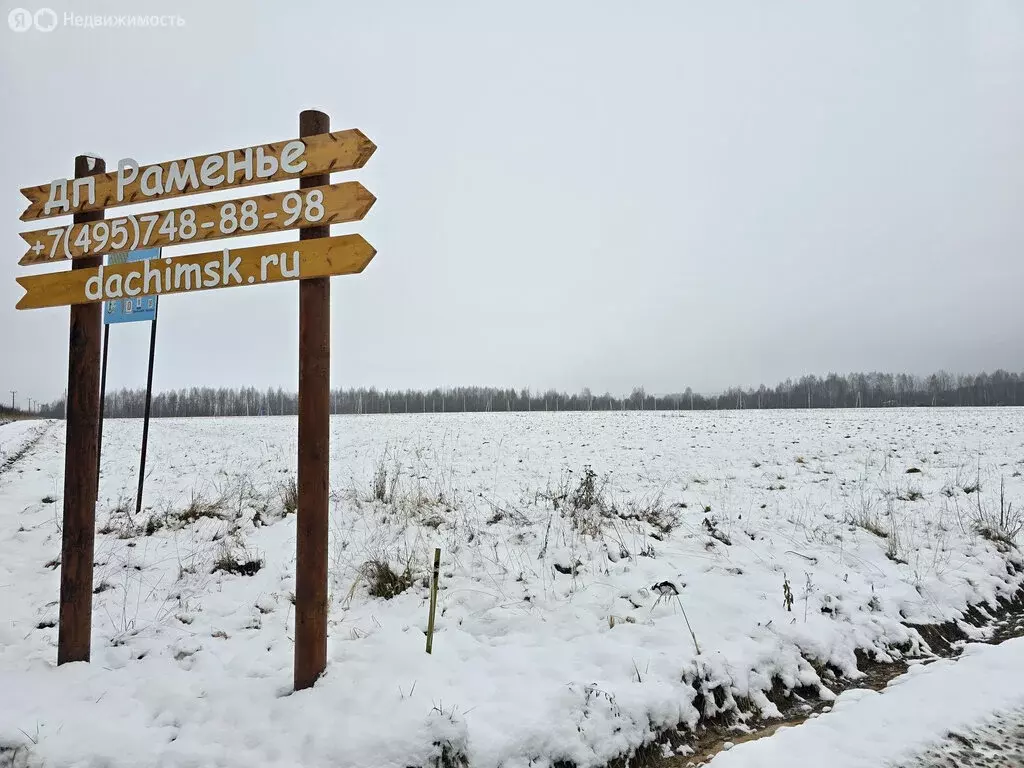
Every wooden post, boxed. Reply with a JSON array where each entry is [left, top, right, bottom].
[[426, 548, 441, 654], [294, 109, 331, 691], [58, 154, 105, 665]]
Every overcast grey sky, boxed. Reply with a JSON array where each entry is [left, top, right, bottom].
[[2, 0, 1023, 405]]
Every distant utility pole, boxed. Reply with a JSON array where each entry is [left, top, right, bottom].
[[10, 390, 15, 409]]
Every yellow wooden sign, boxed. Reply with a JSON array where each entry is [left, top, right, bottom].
[[19, 182, 376, 266], [15, 234, 375, 310], [20, 129, 376, 222]]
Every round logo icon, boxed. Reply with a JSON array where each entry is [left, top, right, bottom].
[[34, 8, 57, 32], [8, 8, 34, 32]]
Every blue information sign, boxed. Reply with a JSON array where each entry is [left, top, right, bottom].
[[103, 248, 160, 324]]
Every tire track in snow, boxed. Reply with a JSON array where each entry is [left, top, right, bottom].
[[0, 422, 55, 481]]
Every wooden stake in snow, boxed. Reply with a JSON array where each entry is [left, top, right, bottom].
[[426, 548, 441, 654]]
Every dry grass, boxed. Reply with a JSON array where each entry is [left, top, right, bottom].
[[372, 447, 401, 504], [361, 559, 415, 599], [622, 493, 680, 536], [178, 489, 227, 524], [281, 476, 298, 516], [972, 477, 1023, 550], [569, 466, 606, 513], [212, 550, 263, 577], [851, 508, 888, 540], [897, 487, 924, 502]]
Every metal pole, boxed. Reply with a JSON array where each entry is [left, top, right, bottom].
[[294, 109, 331, 691], [96, 323, 109, 498], [135, 302, 159, 516], [58, 154, 105, 665]]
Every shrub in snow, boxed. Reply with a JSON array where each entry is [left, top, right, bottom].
[[211, 550, 263, 576], [361, 559, 415, 599]]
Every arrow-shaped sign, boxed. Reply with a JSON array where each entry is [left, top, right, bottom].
[[19, 182, 376, 266], [20, 129, 376, 222], [15, 234, 375, 310]]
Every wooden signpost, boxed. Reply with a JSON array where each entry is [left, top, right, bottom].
[[19, 129, 376, 221], [19, 182, 376, 265], [295, 108, 331, 692], [58, 155, 105, 666], [16, 235, 376, 309], [15, 111, 376, 691]]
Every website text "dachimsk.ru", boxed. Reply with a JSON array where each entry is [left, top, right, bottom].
[[84, 249, 297, 301]]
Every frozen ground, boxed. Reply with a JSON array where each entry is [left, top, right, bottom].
[[2, 408, 1024, 767]]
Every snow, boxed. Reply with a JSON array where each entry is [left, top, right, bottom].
[[902, 703, 1024, 766], [707, 638, 1024, 767], [1, 408, 1023, 767]]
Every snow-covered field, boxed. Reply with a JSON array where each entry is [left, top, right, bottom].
[[2, 408, 1024, 768]]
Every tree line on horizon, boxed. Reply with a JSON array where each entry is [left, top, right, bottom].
[[32, 369, 1024, 419]]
